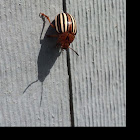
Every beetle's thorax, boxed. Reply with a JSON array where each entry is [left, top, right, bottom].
[[58, 32, 75, 49]]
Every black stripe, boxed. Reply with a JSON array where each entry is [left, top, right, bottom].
[[70, 15, 74, 33], [57, 14, 62, 33], [66, 13, 69, 32], [62, 13, 65, 32]]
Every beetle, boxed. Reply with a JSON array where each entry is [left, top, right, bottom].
[[39, 12, 79, 56]]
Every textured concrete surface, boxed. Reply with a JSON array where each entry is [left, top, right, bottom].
[[0, 0, 126, 127], [67, 0, 126, 126]]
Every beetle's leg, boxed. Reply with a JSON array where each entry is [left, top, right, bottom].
[[69, 46, 79, 56], [47, 34, 58, 38], [40, 13, 55, 28]]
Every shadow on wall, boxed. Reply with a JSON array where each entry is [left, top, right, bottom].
[[23, 15, 61, 97], [38, 18, 61, 82]]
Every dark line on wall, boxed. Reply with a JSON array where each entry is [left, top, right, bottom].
[[63, 0, 67, 13], [63, 0, 75, 127], [67, 50, 75, 127]]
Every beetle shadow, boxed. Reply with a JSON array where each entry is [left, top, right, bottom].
[[38, 20, 61, 82], [23, 16, 61, 95]]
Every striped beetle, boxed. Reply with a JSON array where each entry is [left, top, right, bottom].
[[40, 12, 79, 56]]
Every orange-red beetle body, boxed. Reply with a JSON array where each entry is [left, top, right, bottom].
[[40, 12, 79, 55]]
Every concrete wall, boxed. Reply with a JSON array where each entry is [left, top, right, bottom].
[[0, 0, 126, 127]]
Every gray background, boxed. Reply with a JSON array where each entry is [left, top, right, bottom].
[[0, 0, 126, 127]]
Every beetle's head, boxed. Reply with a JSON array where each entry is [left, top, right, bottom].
[[60, 43, 79, 56], [58, 32, 79, 56], [61, 42, 70, 49]]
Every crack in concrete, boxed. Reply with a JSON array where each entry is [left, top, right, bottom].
[[63, 0, 75, 127]]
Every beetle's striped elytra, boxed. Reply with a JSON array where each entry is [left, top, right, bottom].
[[39, 12, 79, 56], [55, 13, 77, 34]]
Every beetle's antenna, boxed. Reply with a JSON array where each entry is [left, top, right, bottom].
[[68, 47, 79, 56]]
